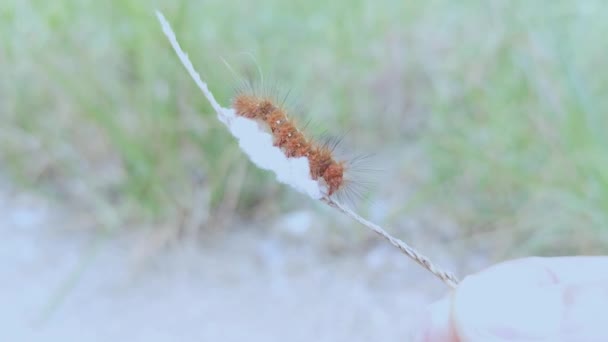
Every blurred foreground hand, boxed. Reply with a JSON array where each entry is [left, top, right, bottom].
[[415, 257, 608, 342]]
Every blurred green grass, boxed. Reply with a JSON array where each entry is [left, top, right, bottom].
[[1, 0, 607, 255]]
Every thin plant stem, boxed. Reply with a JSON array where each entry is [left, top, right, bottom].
[[156, 10, 460, 289], [155, 11, 223, 115], [324, 197, 459, 289]]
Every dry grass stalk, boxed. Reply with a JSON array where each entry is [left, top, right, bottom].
[[155, 10, 459, 289]]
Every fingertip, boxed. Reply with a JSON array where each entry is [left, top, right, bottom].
[[452, 259, 565, 341], [416, 257, 608, 341], [561, 282, 608, 340], [413, 294, 459, 342]]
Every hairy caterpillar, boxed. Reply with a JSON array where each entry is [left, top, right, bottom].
[[232, 86, 351, 197]]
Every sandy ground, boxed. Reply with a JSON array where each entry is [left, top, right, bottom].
[[0, 185, 460, 342]]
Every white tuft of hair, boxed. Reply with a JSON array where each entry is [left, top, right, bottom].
[[156, 11, 325, 199]]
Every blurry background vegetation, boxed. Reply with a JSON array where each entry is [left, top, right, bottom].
[[1, 0, 607, 259]]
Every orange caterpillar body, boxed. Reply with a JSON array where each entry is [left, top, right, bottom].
[[233, 94, 344, 196]]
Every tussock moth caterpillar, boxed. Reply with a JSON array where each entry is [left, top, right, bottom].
[[230, 76, 371, 203], [156, 11, 459, 288]]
